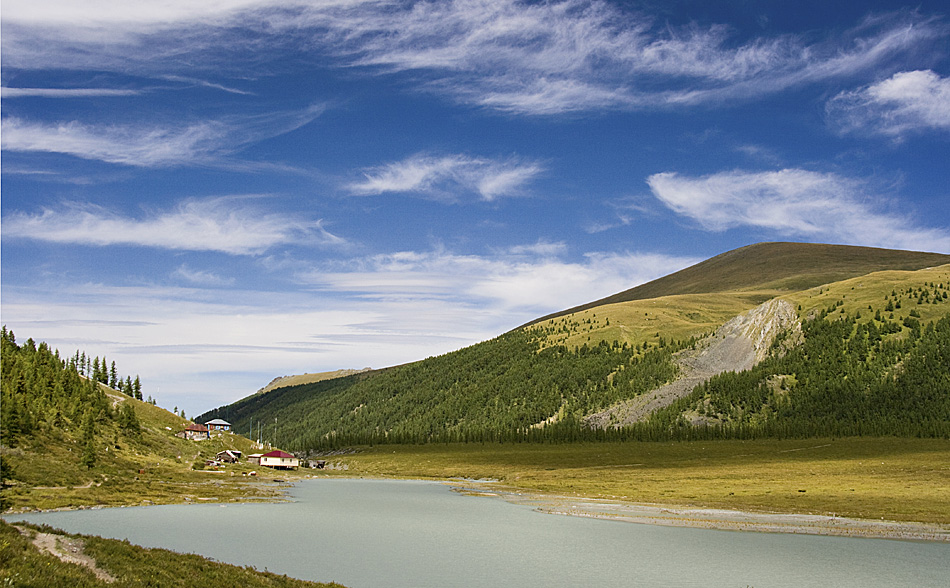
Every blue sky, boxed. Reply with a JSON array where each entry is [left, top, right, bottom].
[[2, 0, 949, 416]]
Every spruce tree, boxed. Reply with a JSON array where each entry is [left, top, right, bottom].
[[80, 411, 97, 468]]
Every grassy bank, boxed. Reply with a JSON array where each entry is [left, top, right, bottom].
[[0, 520, 343, 587], [321, 437, 950, 525], [1, 429, 320, 512]]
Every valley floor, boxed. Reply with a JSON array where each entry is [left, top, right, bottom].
[[314, 437, 950, 541], [5, 437, 948, 542]]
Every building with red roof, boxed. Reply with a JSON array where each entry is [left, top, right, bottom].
[[260, 450, 299, 469]]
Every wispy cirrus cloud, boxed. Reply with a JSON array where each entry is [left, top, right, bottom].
[[0, 117, 226, 166], [826, 70, 950, 138], [347, 153, 544, 201], [300, 246, 697, 313], [0, 103, 324, 167], [1, 196, 345, 255], [647, 169, 950, 253], [1, 87, 141, 97], [171, 265, 236, 287], [335, 3, 943, 113], [2, 1, 941, 115]]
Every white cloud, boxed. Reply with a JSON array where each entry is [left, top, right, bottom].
[[0, 103, 324, 167], [172, 265, 236, 287], [1, 197, 344, 255], [505, 240, 568, 258], [347, 153, 543, 201], [1, 87, 140, 97], [647, 169, 950, 253], [0, 117, 225, 166], [827, 70, 950, 138], [1, 1, 940, 115], [300, 246, 697, 313], [334, 3, 943, 113]]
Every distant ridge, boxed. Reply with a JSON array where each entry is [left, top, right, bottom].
[[256, 368, 373, 395], [523, 242, 950, 328]]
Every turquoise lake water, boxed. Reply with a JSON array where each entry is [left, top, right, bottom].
[[6, 478, 949, 587]]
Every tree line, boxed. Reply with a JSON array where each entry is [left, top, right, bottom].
[[1, 327, 145, 466], [634, 309, 950, 441], [203, 303, 950, 450], [200, 327, 692, 450]]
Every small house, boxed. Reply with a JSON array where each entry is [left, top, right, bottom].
[[308, 459, 326, 469], [247, 453, 263, 465], [176, 423, 210, 440], [260, 450, 299, 470], [205, 418, 232, 432], [216, 450, 242, 463]]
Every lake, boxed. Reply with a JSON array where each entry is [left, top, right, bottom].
[[6, 478, 949, 587]]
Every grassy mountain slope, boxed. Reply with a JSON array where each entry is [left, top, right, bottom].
[[199, 243, 950, 451], [524, 242, 950, 327]]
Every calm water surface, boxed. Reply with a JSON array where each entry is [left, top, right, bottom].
[[6, 478, 949, 587]]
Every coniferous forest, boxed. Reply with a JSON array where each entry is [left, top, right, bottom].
[[0, 327, 145, 453], [641, 311, 950, 441], [207, 327, 684, 449], [203, 304, 950, 451]]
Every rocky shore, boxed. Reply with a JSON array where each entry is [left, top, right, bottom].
[[450, 481, 950, 542]]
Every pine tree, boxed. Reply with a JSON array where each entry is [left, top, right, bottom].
[[98, 356, 108, 384], [117, 403, 140, 435], [80, 411, 97, 469]]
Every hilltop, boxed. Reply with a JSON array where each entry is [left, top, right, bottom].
[[256, 369, 373, 396], [524, 242, 950, 327], [199, 242, 950, 450]]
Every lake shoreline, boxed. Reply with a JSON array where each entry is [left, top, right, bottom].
[[6, 474, 949, 543], [445, 480, 950, 542]]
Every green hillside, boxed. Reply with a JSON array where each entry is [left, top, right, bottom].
[[1, 521, 342, 588], [0, 329, 295, 513], [199, 243, 950, 451]]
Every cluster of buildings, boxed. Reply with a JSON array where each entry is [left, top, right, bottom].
[[177, 418, 300, 470], [177, 418, 232, 440]]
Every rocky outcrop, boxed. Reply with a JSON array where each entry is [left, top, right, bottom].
[[584, 298, 799, 428]]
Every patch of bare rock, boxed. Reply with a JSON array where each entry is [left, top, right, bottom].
[[585, 298, 800, 428]]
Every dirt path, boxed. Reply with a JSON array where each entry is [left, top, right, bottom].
[[15, 525, 117, 583], [32, 480, 101, 490], [585, 298, 799, 428]]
